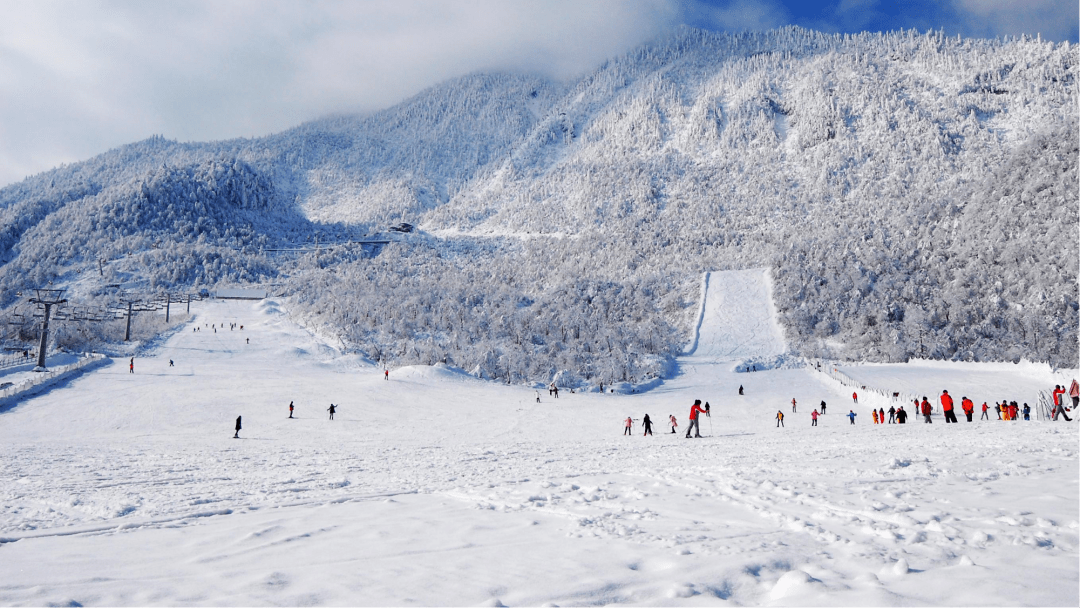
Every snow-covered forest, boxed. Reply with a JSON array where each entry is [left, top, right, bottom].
[[0, 26, 1076, 380]]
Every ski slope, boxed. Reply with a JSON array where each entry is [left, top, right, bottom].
[[0, 273, 1076, 607]]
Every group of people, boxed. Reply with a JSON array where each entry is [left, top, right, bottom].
[[624, 399, 711, 438]]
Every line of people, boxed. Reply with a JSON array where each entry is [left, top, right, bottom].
[[624, 400, 710, 438]]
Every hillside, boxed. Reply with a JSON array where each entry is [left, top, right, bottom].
[[0, 26, 1076, 379]]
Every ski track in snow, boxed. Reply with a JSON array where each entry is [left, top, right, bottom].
[[0, 270, 1076, 606]]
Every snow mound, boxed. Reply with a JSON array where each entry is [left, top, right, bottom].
[[769, 569, 824, 600]]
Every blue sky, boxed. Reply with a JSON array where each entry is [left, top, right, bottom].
[[0, 0, 1076, 187]]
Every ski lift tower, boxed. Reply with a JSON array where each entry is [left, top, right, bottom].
[[28, 288, 66, 371]]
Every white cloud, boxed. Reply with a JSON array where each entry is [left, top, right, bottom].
[[0, 0, 682, 187], [951, 0, 1078, 42]]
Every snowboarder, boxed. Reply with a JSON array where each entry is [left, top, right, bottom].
[[289, 401, 294, 418], [776, 410, 784, 427], [811, 409, 819, 426], [791, 398, 797, 413], [847, 410, 856, 424], [887, 405, 896, 424], [820, 400, 826, 415], [234, 415, 241, 438], [738, 385, 743, 395], [686, 400, 706, 438], [642, 414, 653, 436], [669, 414, 678, 434], [624, 417, 633, 435], [940, 390, 957, 423], [327, 404, 336, 420], [961, 397, 974, 422], [852, 391, 858, 404]]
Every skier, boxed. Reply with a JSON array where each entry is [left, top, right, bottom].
[[872, 409, 879, 424], [289, 401, 294, 419], [686, 400, 706, 438], [129, 357, 134, 374], [847, 410, 857, 424], [234, 415, 242, 439], [553, 386, 559, 399], [327, 404, 336, 420], [791, 398, 797, 413], [384, 369, 389, 381], [961, 397, 974, 422], [776, 410, 784, 428], [669, 414, 678, 434], [246, 338, 249, 344], [921, 397, 933, 423], [820, 400, 826, 415], [980, 402, 989, 420], [738, 385, 743, 395], [896, 406, 907, 424], [624, 417, 633, 436], [940, 390, 957, 423], [811, 409, 819, 426], [852, 391, 858, 404], [642, 414, 653, 436], [887, 405, 896, 424], [169, 359, 174, 367]]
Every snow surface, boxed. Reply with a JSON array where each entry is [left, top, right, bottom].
[[0, 270, 1076, 606]]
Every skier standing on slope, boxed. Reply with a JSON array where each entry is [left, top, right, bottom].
[[234, 416, 241, 438], [776, 410, 784, 427], [738, 385, 743, 395], [852, 391, 858, 404], [820, 400, 826, 415], [129, 357, 134, 374], [624, 417, 633, 435], [686, 400, 706, 438], [327, 404, 336, 420], [289, 401, 294, 418], [811, 409, 818, 426], [847, 410, 856, 424], [642, 414, 653, 436], [669, 414, 678, 434], [940, 390, 957, 423], [791, 398, 797, 413], [384, 369, 389, 381]]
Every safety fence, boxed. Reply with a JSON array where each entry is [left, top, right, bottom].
[[0, 353, 109, 404], [809, 360, 929, 414]]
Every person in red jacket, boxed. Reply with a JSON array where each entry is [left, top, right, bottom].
[[921, 397, 932, 423], [1052, 384, 1066, 412], [686, 399, 706, 438], [961, 397, 974, 422], [852, 391, 858, 404], [940, 390, 957, 423], [980, 402, 989, 420]]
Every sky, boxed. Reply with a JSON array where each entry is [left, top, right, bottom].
[[0, 0, 1076, 188]]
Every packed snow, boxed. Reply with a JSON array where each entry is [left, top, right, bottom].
[[1, 270, 1076, 606]]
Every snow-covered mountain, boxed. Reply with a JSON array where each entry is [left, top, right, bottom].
[[0, 26, 1076, 379]]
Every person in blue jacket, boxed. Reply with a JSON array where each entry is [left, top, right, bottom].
[[847, 410, 857, 424]]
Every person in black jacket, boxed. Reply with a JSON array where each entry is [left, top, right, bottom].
[[642, 414, 653, 436], [234, 416, 242, 438]]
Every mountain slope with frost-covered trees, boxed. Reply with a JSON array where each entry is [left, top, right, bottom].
[[0, 26, 1076, 380]]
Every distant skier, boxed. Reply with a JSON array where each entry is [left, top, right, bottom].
[[776, 410, 784, 427], [384, 369, 389, 381], [624, 417, 633, 436], [169, 359, 174, 367], [289, 401, 294, 419], [234, 415, 242, 438], [811, 409, 819, 426], [980, 402, 989, 420], [553, 386, 559, 398], [642, 414, 653, 436], [887, 405, 896, 424], [791, 398, 797, 413], [669, 414, 678, 434], [940, 390, 957, 423], [686, 400, 706, 438], [738, 385, 743, 395], [327, 404, 336, 420], [129, 357, 134, 374], [852, 391, 858, 404], [820, 400, 826, 415], [847, 410, 856, 424]]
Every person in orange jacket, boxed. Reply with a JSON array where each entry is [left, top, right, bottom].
[[980, 402, 989, 420], [940, 390, 957, 423], [686, 400, 706, 438], [872, 409, 879, 424], [961, 397, 974, 422]]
